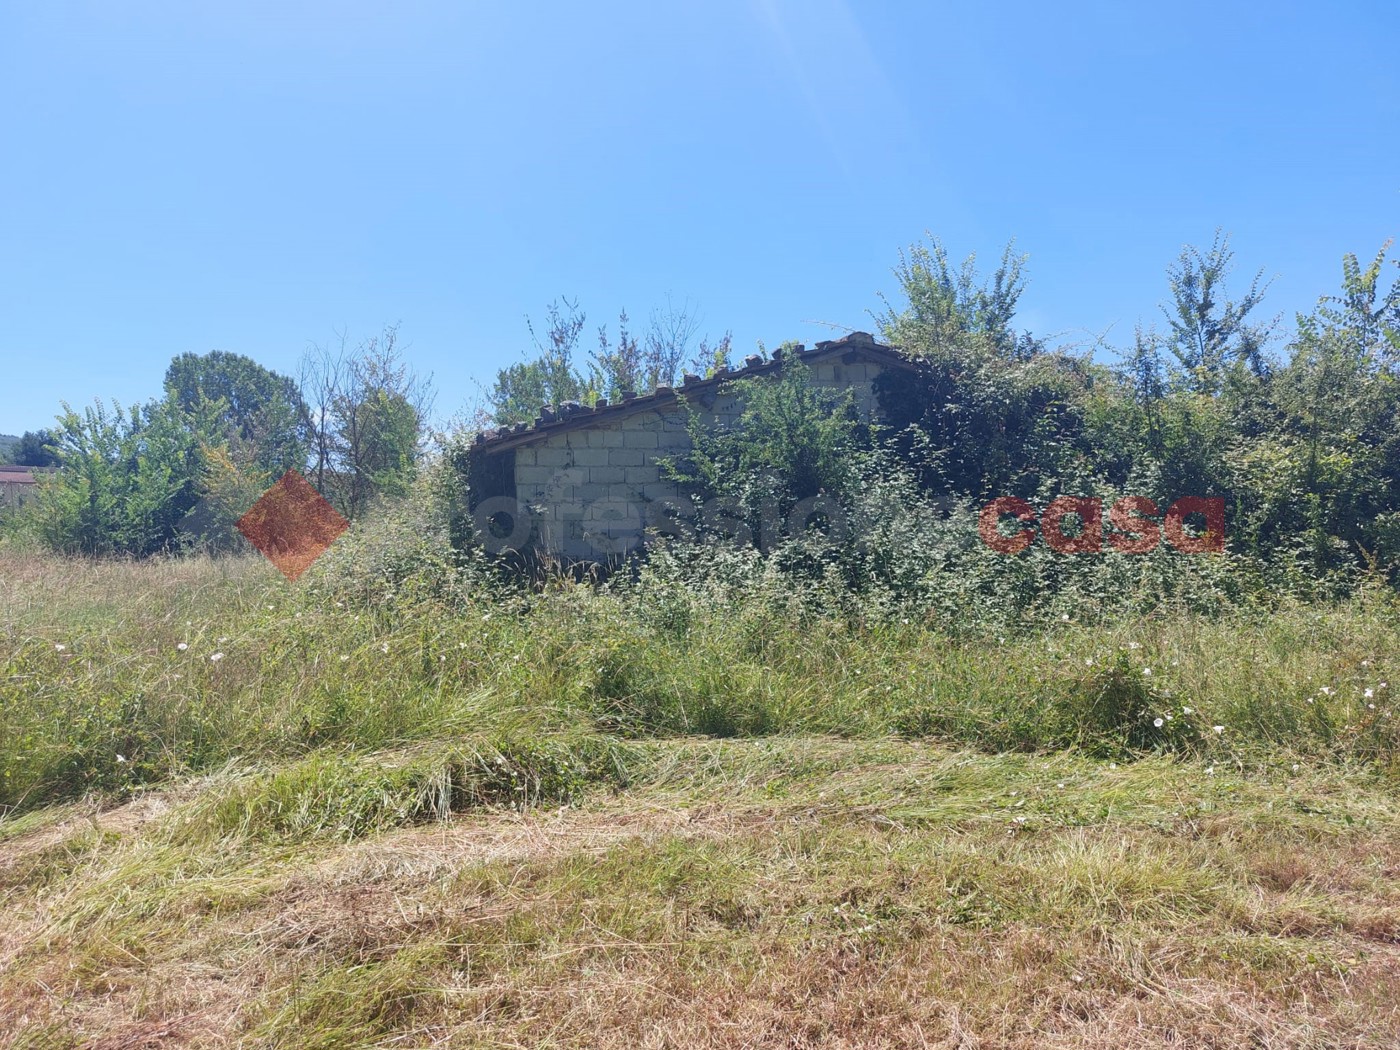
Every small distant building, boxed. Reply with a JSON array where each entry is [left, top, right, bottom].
[[468, 332, 921, 560], [0, 466, 48, 509]]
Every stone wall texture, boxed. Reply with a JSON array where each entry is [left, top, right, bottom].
[[509, 358, 888, 559]]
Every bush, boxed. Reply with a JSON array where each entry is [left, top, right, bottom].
[[305, 457, 503, 609], [29, 399, 212, 557]]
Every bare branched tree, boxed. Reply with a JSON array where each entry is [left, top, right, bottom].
[[299, 325, 434, 519], [490, 296, 731, 422], [643, 296, 702, 389]]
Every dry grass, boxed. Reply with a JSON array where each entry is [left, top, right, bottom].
[[4, 551, 1400, 1046], [3, 739, 1400, 1048]]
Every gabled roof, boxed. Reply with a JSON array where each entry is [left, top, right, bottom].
[[473, 331, 914, 453]]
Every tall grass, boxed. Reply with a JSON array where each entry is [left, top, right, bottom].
[[3, 545, 1398, 816]]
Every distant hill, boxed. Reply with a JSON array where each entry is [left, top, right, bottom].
[[0, 434, 17, 464]]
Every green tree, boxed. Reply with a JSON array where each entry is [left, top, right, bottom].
[[877, 236, 1036, 363], [1161, 230, 1276, 393], [301, 327, 433, 519], [660, 360, 861, 551], [873, 236, 1097, 500], [164, 350, 308, 474], [14, 429, 61, 467], [1312, 240, 1400, 372], [32, 399, 216, 557], [490, 299, 588, 425], [1238, 243, 1400, 576], [490, 297, 732, 423]]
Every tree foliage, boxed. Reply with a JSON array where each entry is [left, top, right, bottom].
[[14, 429, 61, 467], [14, 327, 432, 555], [689, 232, 1400, 596], [663, 360, 859, 506], [30, 399, 215, 556], [12, 230, 1400, 597], [164, 350, 308, 475], [489, 297, 732, 425], [877, 237, 1038, 363], [1159, 230, 1276, 392], [301, 326, 433, 520]]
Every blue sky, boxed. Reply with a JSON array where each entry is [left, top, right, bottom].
[[3, 1, 1397, 434]]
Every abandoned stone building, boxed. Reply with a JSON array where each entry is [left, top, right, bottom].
[[469, 331, 919, 559]]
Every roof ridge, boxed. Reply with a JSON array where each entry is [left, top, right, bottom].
[[474, 331, 902, 449]]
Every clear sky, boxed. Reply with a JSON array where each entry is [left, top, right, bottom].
[[3, 1, 1397, 434]]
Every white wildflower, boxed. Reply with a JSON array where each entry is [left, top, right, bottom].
[[1182, 706, 1193, 715], [1213, 725, 1225, 734], [210, 652, 224, 662], [1364, 688, 1374, 699], [177, 642, 188, 651], [1153, 717, 1164, 728], [54, 644, 66, 652], [116, 754, 127, 763]]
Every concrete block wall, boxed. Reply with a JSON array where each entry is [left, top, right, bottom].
[[512, 361, 888, 559], [808, 360, 884, 419]]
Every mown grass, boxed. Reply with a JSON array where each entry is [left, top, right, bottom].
[[3, 550, 1400, 1046], [4, 737, 1399, 1047]]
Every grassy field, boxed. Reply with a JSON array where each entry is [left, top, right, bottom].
[[2, 549, 1400, 1047]]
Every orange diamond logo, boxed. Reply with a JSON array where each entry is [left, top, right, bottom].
[[236, 470, 349, 581]]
